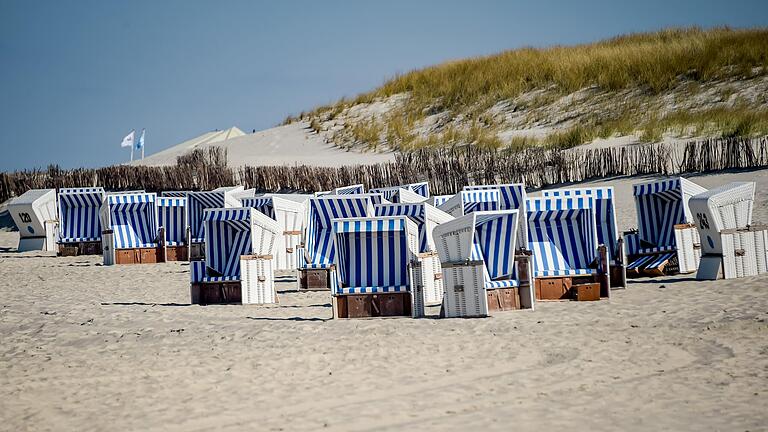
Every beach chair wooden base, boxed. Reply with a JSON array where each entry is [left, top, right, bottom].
[[189, 242, 205, 261], [535, 277, 572, 300], [114, 247, 165, 265], [191, 282, 242, 305], [333, 293, 412, 319], [571, 282, 601, 301], [58, 241, 102, 257], [486, 287, 520, 311], [299, 269, 331, 291], [165, 245, 188, 261]]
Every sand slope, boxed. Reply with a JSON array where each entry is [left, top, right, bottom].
[[134, 122, 395, 168], [1, 169, 767, 431]]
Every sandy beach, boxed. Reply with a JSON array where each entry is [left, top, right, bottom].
[[1, 169, 767, 431]]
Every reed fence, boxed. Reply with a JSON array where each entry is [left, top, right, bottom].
[[2, 136, 766, 203]]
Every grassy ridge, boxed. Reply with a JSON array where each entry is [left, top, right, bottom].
[[297, 27, 768, 150]]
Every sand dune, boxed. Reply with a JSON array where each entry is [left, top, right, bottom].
[[134, 122, 395, 168], [1, 169, 767, 431]]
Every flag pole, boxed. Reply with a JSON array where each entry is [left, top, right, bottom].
[[131, 145, 134, 162]]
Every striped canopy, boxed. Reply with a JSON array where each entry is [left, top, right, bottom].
[[543, 187, 619, 263], [375, 202, 452, 253], [187, 190, 240, 242], [370, 181, 430, 200], [240, 197, 276, 219], [331, 216, 418, 294], [633, 177, 707, 249], [161, 191, 189, 198], [202, 207, 280, 280], [331, 184, 365, 195], [432, 210, 520, 288], [527, 197, 599, 277], [465, 184, 528, 249], [157, 197, 187, 246], [101, 193, 159, 249], [430, 194, 453, 208], [439, 189, 500, 217], [58, 187, 106, 243], [303, 195, 376, 269]]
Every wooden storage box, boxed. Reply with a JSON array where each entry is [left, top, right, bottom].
[[299, 268, 331, 290], [486, 287, 520, 311], [334, 293, 412, 318], [190, 282, 242, 305], [165, 245, 188, 261], [114, 247, 165, 265], [58, 241, 102, 257], [571, 282, 600, 301], [535, 277, 572, 300]]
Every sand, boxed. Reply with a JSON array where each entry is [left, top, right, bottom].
[[1, 169, 768, 431], [134, 122, 395, 168]]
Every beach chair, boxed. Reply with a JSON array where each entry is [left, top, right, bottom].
[[375, 202, 454, 305], [433, 210, 534, 317], [330, 184, 365, 195], [438, 189, 500, 217], [187, 187, 243, 260], [370, 181, 431, 201], [157, 197, 188, 261], [689, 182, 768, 279], [428, 194, 453, 208], [240, 195, 306, 271], [160, 191, 190, 198], [8, 189, 58, 252], [330, 216, 425, 318], [100, 192, 163, 265], [465, 184, 529, 249], [542, 187, 626, 288], [190, 208, 281, 305], [57, 187, 106, 256], [527, 197, 609, 301], [296, 194, 377, 290], [627, 177, 707, 276]]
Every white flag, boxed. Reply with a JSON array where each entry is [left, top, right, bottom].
[[121, 130, 135, 148]]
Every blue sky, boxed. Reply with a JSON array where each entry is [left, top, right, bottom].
[[1, 0, 767, 171]]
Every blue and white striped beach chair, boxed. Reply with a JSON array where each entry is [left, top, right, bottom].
[[375, 202, 454, 304], [187, 188, 243, 260], [433, 210, 532, 317], [57, 187, 106, 255], [370, 181, 430, 201], [330, 216, 424, 318], [627, 177, 707, 276], [330, 184, 365, 195], [428, 194, 453, 208], [542, 186, 625, 287], [465, 184, 529, 250], [100, 192, 162, 265], [157, 197, 188, 261], [240, 195, 306, 271], [527, 196, 609, 299], [438, 189, 500, 217], [190, 208, 281, 304], [296, 194, 377, 289], [160, 191, 190, 198]]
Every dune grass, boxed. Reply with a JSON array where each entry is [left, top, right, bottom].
[[294, 27, 768, 150]]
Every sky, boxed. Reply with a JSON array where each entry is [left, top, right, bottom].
[[1, 0, 767, 171]]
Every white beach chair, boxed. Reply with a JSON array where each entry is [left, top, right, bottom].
[[100, 192, 163, 265], [187, 188, 243, 260], [329, 216, 424, 318], [190, 208, 281, 305], [296, 194, 377, 290], [57, 187, 106, 256], [542, 186, 626, 288], [8, 189, 58, 252], [157, 197, 188, 261], [241, 195, 306, 271], [689, 182, 767, 279], [527, 197, 610, 301], [438, 189, 500, 217], [375, 202, 454, 305], [433, 210, 533, 318], [626, 177, 707, 276]]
